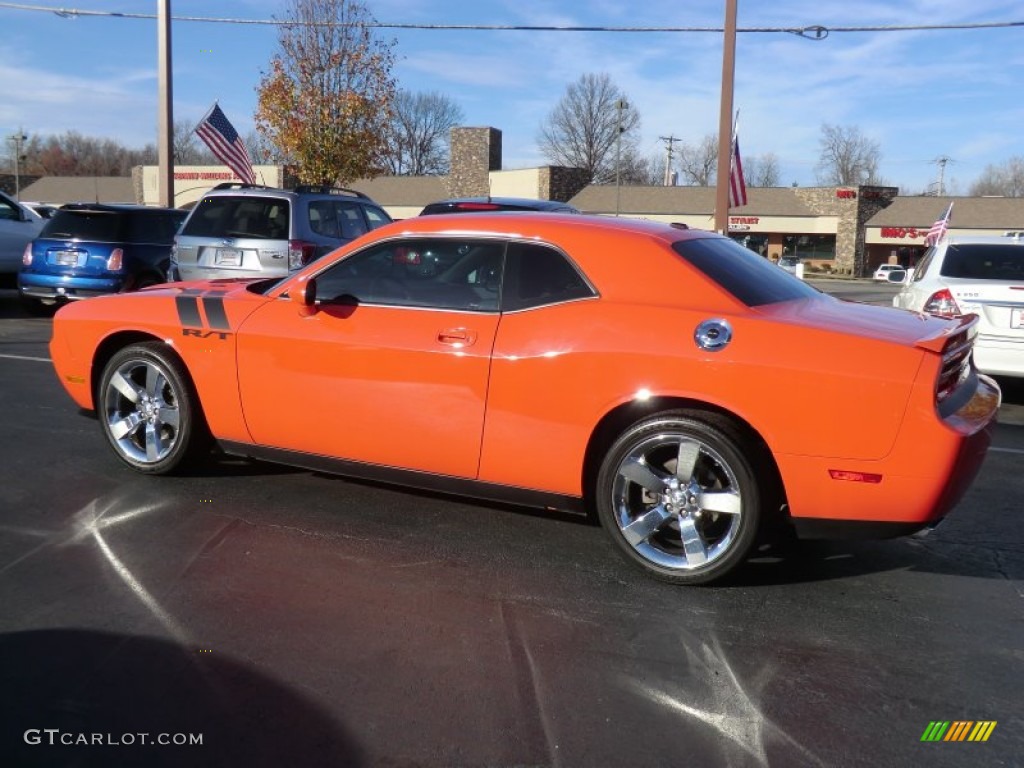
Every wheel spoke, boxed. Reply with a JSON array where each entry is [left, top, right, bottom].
[[109, 412, 142, 440], [145, 365, 166, 398], [619, 458, 670, 493], [145, 423, 165, 462], [109, 371, 141, 404], [674, 440, 701, 483], [622, 504, 673, 546], [678, 517, 709, 565], [698, 489, 742, 517]]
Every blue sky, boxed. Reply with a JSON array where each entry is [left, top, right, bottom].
[[1, 0, 1022, 193]]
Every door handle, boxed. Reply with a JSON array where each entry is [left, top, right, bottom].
[[437, 328, 477, 347]]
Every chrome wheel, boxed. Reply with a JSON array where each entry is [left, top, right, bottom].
[[99, 343, 206, 474], [597, 413, 760, 584]]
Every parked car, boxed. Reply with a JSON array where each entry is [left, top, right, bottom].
[[873, 263, 905, 281], [0, 190, 45, 284], [23, 202, 59, 219], [892, 235, 1024, 377], [171, 183, 392, 281], [18, 204, 186, 313], [420, 196, 580, 215], [49, 214, 999, 585], [777, 255, 800, 275]]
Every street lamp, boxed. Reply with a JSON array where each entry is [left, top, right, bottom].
[[614, 98, 628, 217], [7, 131, 27, 200]]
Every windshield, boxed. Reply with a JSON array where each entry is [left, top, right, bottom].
[[939, 243, 1024, 280]]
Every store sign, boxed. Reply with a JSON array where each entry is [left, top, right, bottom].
[[173, 171, 237, 180], [880, 227, 925, 239], [836, 189, 857, 199], [729, 216, 760, 226]]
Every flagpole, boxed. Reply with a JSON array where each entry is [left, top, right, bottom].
[[714, 0, 739, 234]]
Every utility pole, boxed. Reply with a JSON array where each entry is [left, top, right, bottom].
[[933, 156, 953, 196], [614, 98, 628, 216], [7, 129, 27, 200], [659, 135, 680, 186]]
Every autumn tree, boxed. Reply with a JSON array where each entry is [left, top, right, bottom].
[[382, 90, 464, 176], [815, 124, 884, 185], [255, 0, 396, 185], [969, 156, 1024, 197], [537, 73, 641, 184]]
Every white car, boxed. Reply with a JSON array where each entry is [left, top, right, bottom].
[[0, 191, 45, 281], [873, 263, 905, 281], [893, 235, 1024, 377]]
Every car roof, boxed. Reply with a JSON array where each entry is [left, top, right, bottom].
[[374, 211, 704, 243], [57, 203, 183, 214], [199, 183, 370, 201], [421, 196, 579, 213], [939, 235, 1024, 247]]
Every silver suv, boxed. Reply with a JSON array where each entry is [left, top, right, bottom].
[[170, 183, 392, 281]]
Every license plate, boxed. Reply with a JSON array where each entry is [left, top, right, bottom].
[[55, 250, 79, 266], [1012, 308, 1023, 329], [215, 248, 242, 267]]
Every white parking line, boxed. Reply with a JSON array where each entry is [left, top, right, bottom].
[[0, 353, 51, 363], [991, 446, 1024, 454]]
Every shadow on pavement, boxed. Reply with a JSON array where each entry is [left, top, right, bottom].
[[0, 628, 363, 767]]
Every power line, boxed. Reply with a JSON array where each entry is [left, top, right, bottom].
[[0, 3, 1021, 35]]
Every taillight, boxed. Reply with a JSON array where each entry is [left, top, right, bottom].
[[936, 331, 972, 403], [922, 288, 960, 317], [22, 243, 32, 266], [106, 248, 124, 271], [288, 240, 317, 269]]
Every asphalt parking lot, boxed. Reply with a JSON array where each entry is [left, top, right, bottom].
[[0, 283, 1021, 767]]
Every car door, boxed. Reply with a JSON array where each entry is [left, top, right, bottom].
[[235, 236, 505, 478], [0, 193, 43, 274]]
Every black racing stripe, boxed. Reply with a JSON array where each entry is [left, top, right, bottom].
[[202, 297, 230, 331], [175, 296, 202, 327]]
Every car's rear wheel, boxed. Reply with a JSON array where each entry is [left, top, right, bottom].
[[98, 343, 206, 474], [596, 411, 761, 584]]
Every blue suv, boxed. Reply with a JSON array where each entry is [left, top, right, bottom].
[[19, 204, 186, 313]]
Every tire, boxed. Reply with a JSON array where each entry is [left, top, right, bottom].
[[98, 343, 208, 474], [595, 411, 762, 585]]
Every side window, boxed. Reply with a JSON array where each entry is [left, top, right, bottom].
[[502, 242, 595, 311], [363, 206, 392, 230], [336, 203, 368, 239], [912, 248, 935, 282], [313, 238, 504, 312], [0, 198, 20, 221]]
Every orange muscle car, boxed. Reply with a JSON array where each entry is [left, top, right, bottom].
[[49, 214, 1001, 584]]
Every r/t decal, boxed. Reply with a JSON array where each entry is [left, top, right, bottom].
[[176, 289, 232, 340]]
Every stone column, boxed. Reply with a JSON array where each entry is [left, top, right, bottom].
[[447, 127, 502, 198]]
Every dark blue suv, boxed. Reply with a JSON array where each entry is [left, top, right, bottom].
[[19, 204, 186, 313]]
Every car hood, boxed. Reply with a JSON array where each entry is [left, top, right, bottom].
[[757, 294, 972, 350]]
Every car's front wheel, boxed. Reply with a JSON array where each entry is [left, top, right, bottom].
[[596, 411, 761, 584], [98, 343, 207, 474]]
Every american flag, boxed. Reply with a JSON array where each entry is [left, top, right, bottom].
[[728, 132, 747, 208], [925, 202, 953, 246], [195, 103, 256, 185]]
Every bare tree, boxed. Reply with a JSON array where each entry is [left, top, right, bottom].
[[18, 131, 155, 176], [969, 156, 1024, 197], [677, 134, 718, 186], [256, 0, 397, 185], [382, 90, 464, 176], [537, 73, 641, 184], [172, 120, 216, 165], [815, 124, 884, 185], [745, 151, 781, 187]]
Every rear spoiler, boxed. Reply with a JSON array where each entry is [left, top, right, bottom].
[[913, 313, 978, 354]]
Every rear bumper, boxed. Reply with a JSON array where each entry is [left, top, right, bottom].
[[974, 337, 1024, 378], [19, 272, 125, 300], [779, 373, 999, 536]]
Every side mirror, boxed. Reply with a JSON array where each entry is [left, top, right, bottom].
[[291, 276, 318, 317], [886, 270, 907, 284]]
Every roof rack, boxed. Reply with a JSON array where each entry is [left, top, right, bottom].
[[210, 182, 277, 191], [292, 184, 369, 199]]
